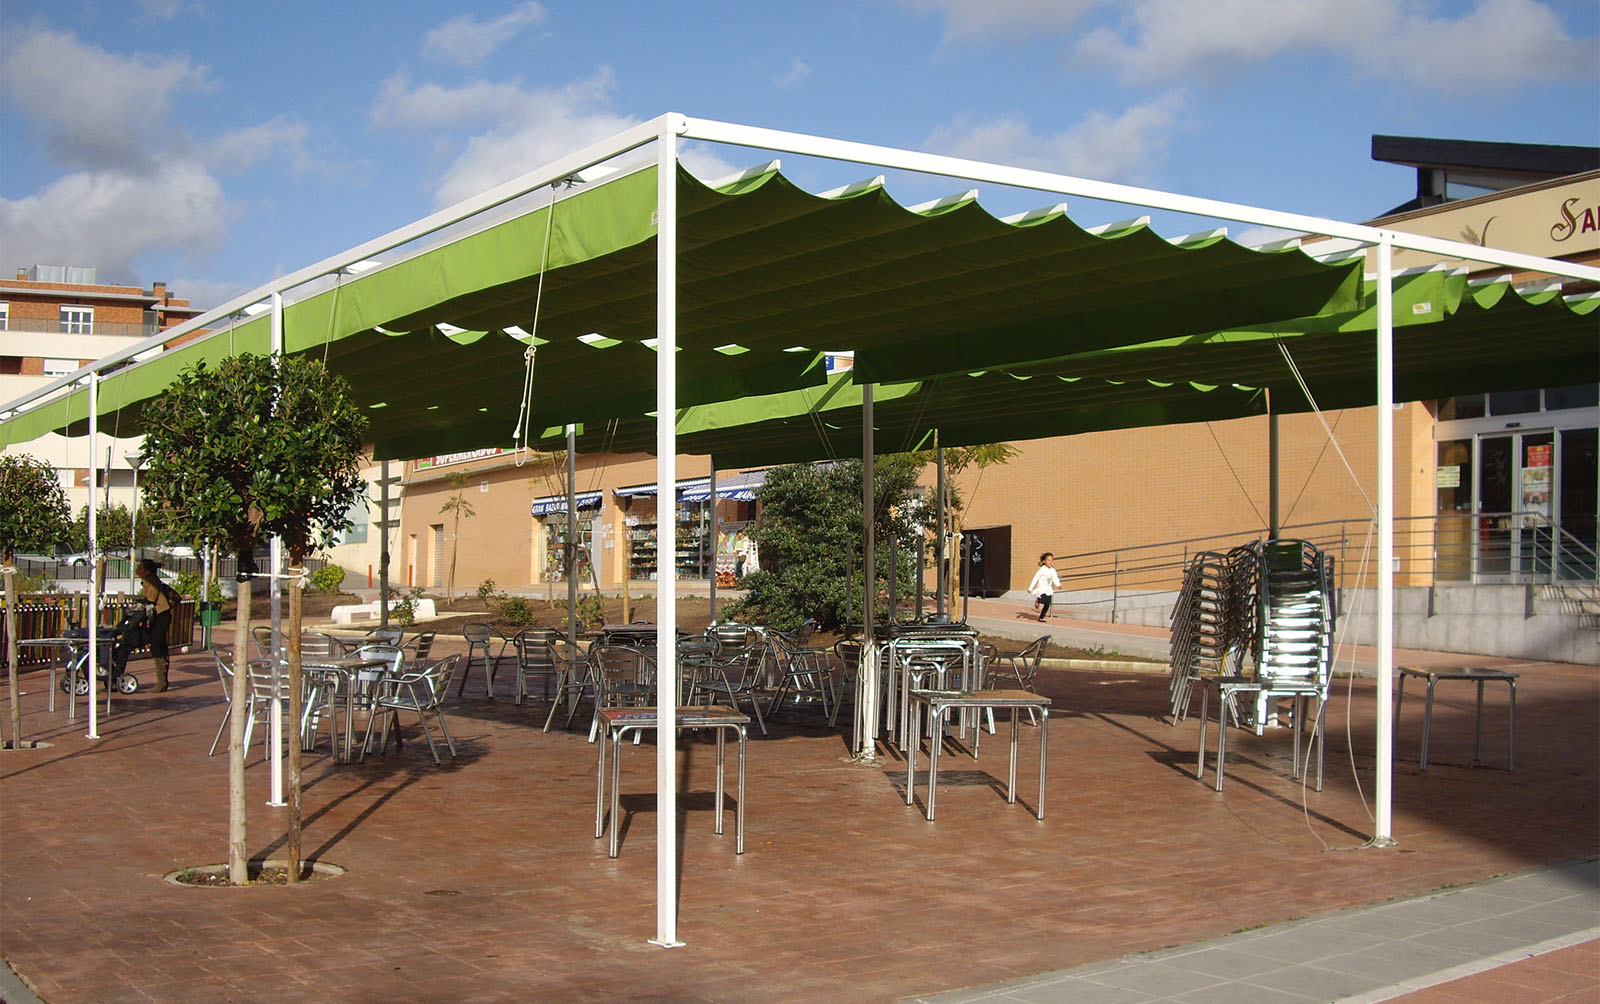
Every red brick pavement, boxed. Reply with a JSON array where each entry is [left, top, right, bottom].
[[1, 637, 1595, 1003], [1386, 939, 1599, 1003]]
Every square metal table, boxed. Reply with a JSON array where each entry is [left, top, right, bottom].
[[1394, 666, 1518, 770], [903, 688, 1051, 821], [594, 705, 750, 858]]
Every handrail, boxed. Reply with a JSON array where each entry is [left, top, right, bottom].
[[1049, 511, 1598, 618]]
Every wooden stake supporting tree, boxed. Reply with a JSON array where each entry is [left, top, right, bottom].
[[138, 354, 367, 885], [0, 454, 73, 751]]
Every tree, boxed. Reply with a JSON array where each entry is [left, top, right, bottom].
[[0, 454, 73, 750], [138, 353, 367, 884], [909, 443, 1018, 607], [439, 472, 476, 603], [725, 459, 923, 631]]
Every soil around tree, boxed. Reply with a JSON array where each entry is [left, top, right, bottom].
[[166, 860, 343, 887]]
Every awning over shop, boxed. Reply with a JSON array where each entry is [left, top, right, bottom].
[[530, 490, 602, 516], [614, 477, 710, 498], [680, 469, 769, 502]]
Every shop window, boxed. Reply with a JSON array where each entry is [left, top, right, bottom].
[[1488, 390, 1540, 416], [1437, 395, 1485, 421], [1545, 384, 1598, 411]]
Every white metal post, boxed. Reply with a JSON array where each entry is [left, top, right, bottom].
[[86, 373, 100, 739], [1375, 237, 1396, 845], [651, 116, 684, 949], [268, 291, 285, 807]]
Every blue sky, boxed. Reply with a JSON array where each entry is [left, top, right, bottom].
[[3, 0, 1596, 309]]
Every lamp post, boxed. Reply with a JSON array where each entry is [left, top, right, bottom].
[[126, 451, 144, 584]]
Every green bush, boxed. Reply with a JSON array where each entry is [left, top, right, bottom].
[[576, 593, 605, 629], [174, 570, 203, 599], [477, 579, 498, 603], [494, 593, 534, 626], [310, 564, 347, 594], [387, 586, 423, 626]]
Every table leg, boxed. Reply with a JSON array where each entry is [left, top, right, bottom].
[[594, 722, 608, 840], [904, 697, 919, 807], [1196, 682, 1210, 781], [1421, 677, 1437, 771], [714, 727, 726, 836], [736, 725, 747, 854], [926, 706, 945, 821], [1473, 679, 1486, 763], [1006, 707, 1019, 804], [1037, 707, 1049, 820], [1214, 688, 1229, 793], [1291, 695, 1303, 780], [1507, 679, 1517, 771], [1393, 674, 1406, 753], [608, 729, 624, 858]]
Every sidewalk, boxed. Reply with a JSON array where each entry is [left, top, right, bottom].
[[1, 631, 1595, 1002]]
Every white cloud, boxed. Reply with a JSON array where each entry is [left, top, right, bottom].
[[206, 117, 315, 175], [1077, 0, 1594, 90], [423, 2, 548, 67], [898, 0, 1102, 42], [139, 0, 184, 20], [371, 73, 536, 130], [924, 93, 1186, 182], [774, 58, 812, 88], [0, 25, 208, 171], [0, 164, 230, 279], [168, 276, 251, 312]]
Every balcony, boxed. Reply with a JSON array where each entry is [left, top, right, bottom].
[[0, 317, 161, 339]]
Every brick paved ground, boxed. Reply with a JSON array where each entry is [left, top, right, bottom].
[[1385, 939, 1599, 1003], [1, 634, 1594, 1003]]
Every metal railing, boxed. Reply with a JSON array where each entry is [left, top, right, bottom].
[[1052, 512, 1599, 620], [1, 317, 162, 339], [1, 595, 197, 667]]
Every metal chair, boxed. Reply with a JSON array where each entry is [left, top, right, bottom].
[[760, 628, 833, 720], [208, 648, 241, 756], [241, 657, 295, 759], [690, 624, 768, 736], [513, 627, 562, 705], [587, 643, 655, 741], [250, 625, 289, 659], [541, 632, 591, 733], [990, 635, 1049, 725], [827, 638, 862, 728], [364, 654, 461, 764], [457, 622, 510, 698], [365, 625, 405, 646]]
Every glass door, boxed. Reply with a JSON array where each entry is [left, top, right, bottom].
[[1471, 428, 1597, 582], [1475, 435, 1514, 580]]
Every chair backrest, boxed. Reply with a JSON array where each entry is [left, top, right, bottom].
[[462, 622, 492, 645], [300, 632, 339, 658], [791, 618, 818, 645], [708, 622, 757, 661], [354, 644, 406, 684], [245, 658, 290, 702], [251, 625, 287, 658], [1019, 635, 1049, 667], [213, 648, 235, 701], [366, 626, 405, 646], [410, 631, 437, 662], [417, 654, 460, 705], [833, 639, 863, 672], [515, 628, 561, 667], [589, 643, 654, 706]]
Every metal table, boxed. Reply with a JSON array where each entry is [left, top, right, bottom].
[[1395, 666, 1518, 771], [16, 637, 75, 716], [903, 688, 1050, 821], [594, 705, 750, 858]]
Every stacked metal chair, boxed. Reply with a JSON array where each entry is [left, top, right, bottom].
[[1168, 551, 1234, 721], [1248, 539, 1336, 789]]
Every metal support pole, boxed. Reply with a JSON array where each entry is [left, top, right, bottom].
[[566, 426, 579, 644], [708, 462, 718, 621], [1269, 410, 1281, 538], [1375, 236, 1396, 846], [858, 383, 877, 759], [268, 290, 285, 808], [86, 373, 100, 740], [379, 460, 391, 628], [650, 116, 684, 949], [916, 534, 926, 620], [936, 439, 947, 618], [887, 532, 898, 624]]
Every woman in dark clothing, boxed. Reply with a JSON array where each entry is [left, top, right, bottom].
[[134, 558, 177, 691]]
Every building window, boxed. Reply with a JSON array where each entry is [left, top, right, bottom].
[[0, 302, 8, 330], [59, 305, 93, 334], [42, 358, 77, 377]]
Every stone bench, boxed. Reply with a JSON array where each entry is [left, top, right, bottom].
[[331, 598, 437, 626]]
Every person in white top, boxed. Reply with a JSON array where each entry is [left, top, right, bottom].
[[1026, 552, 1060, 624]]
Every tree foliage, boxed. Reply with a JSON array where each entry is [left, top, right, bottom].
[[724, 458, 923, 631], [67, 503, 155, 553], [137, 353, 369, 565], [0, 454, 72, 559]]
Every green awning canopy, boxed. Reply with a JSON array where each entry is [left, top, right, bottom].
[[2, 161, 1364, 459]]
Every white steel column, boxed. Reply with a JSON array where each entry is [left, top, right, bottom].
[[86, 373, 100, 740], [1375, 237, 1396, 845], [651, 115, 684, 949], [268, 290, 286, 807]]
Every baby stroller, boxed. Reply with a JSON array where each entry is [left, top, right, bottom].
[[60, 606, 148, 696]]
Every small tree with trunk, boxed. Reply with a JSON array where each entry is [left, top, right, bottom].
[[0, 454, 73, 750], [439, 472, 475, 603], [138, 353, 367, 884]]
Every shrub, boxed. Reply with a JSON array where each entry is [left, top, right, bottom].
[[494, 593, 534, 626], [387, 586, 423, 626], [174, 570, 203, 599], [310, 564, 347, 594], [477, 579, 498, 603], [576, 593, 605, 629]]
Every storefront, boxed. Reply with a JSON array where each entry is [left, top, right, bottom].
[[532, 490, 603, 583]]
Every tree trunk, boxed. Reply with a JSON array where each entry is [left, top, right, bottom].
[[228, 577, 251, 884], [4, 551, 19, 750], [287, 557, 304, 883]]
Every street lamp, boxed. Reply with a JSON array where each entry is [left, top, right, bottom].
[[126, 451, 144, 581]]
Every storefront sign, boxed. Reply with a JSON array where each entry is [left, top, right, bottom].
[[1435, 465, 1461, 488], [413, 448, 506, 472]]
